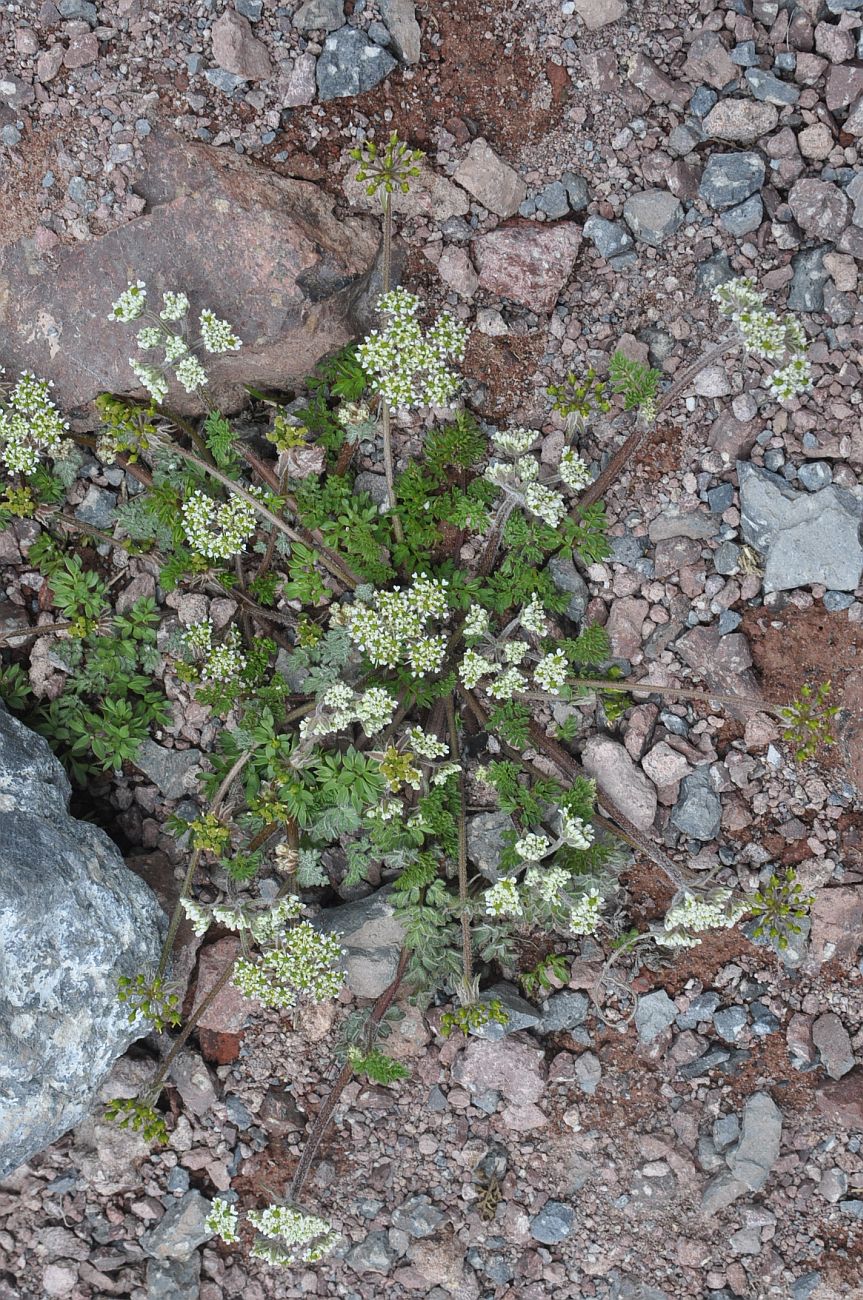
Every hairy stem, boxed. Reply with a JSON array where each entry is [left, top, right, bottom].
[[445, 695, 472, 989], [380, 191, 404, 546], [148, 958, 237, 1098]]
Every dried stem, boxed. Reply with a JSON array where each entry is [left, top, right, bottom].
[[445, 694, 473, 989]]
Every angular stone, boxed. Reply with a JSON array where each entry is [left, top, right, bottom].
[[453, 1036, 546, 1106], [472, 221, 581, 313], [392, 1196, 444, 1238], [623, 189, 684, 247], [574, 0, 627, 29], [788, 245, 831, 312], [194, 937, 259, 1065], [142, 1192, 214, 1261], [721, 193, 763, 236], [343, 158, 469, 223], [683, 30, 737, 89], [146, 1256, 202, 1300], [671, 767, 722, 842], [211, 9, 273, 79], [674, 624, 760, 719], [474, 982, 540, 1040], [0, 129, 378, 416], [698, 152, 765, 210], [727, 1091, 782, 1191], [701, 1170, 746, 1214], [454, 139, 527, 218], [582, 736, 657, 830], [0, 708, 166, 1178], [635, 989, 678, 1044], [606, 596, 649, 657], [813, 1012, 856, 1079], [537, 991, 589, 1033], [292, 0, 345, 33], [737, 461, 863, 593], [744, 67, 800, 104], [281, 52, 317, 105], [316, 27, 397, 100], [815, 1069, 863, 1129], [379, 0, 421, 64], [789, 178, 851, 241], [583, 215, 635, 260], [809, 885, 863, 965], [466, 811, 512, 882], [826, 64, 863, 111], [703, 99, 779, 144], [315, 887, 405, 998], [530, 1200, 574, 1243], [629, 52, 685, 106], [134, 739, 201, 800]]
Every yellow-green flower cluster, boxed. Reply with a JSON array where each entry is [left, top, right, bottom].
[[0, 370, 71, 476], [357, 289, 468, 409]]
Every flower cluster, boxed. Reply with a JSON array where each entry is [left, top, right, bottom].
[[485, 877, 523, 918], [514, 832, 551, 862], [535, 649, 569, 695], [109, 282, 242, 400], [568, 887, 604, 936], [523, 863, 570, 904], [458, 596, 565, 701], [232, 921, 345, 1008], [181, 894, 304, 943], [247, 1205, 337, 1267], [182, 619, 247, 683], [300, 682, 398, 741], [0, 370, 71, 476], [560, 808, 595, 850], [357, 289, 468, 409], [341, 573, 449, 676], [655, 889, 748, 949], [181, 489, 258, 559], [483, 426, 590, 526], [206, 1198, 240, 1245], [712, 277, 812, 402]]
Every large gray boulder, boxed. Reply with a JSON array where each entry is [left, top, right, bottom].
[[0, 708, 167, 1177]]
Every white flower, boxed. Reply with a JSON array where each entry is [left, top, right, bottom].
[[358, 292, 467, 411], [503, 639, 529, 665], [535, 649, 569, 695], [181, 489, 257, 559], [463, 605, 490, 639], [487, 667, 527, 700], [163, 333, 189, 364], [342, 575, 449, 677], [490, 427, 538, 456], [767, 357, 812, 402], [432, 761, 461, 786], [459, 648, 497, 689], [206, 1197, 239, 1244], [520, 596, 548, 637], [559, 448, 592, 492], [175, 355, 208, 393], [0, 372, 69, 477], [569, 888, 603, 936], [655, 889, 748, 949], [485, 877, 523, 918], [232, 922, 345, 1008], [355, 685, 398, 735], [180, 896, 212, 938], [199, 308, 242, 354], [560, 809, 594, 850], [247, 1204, 336, 1267], [110, 280, 147, 322], [201, 628, 246, 682], [408, 727, 449, 760], [515, 832, 550, 862], [129, 359, 169, 404], [160, 290, 190, 321], [524, 863, 569, 904], [136, 326, 162, 350], [523, 482, 566, 528]]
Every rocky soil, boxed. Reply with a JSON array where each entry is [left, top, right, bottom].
[[1, 1, 863, 1299]]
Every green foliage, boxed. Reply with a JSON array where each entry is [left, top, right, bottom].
[[0, 662, 32, 711], [487, 700, 531, 749], [45, 554, 109, 635], [608, 351, 661, 419], [547, 367, 611, 422], [778, 681, 838, 762], [440, 999, 508, 1038], [348, 1046, 409, 1084], [104, 1096, 168, 1145], [351, 130, 425, 196], [748, 867, 814, 951], [203, 410, 238, 470], [520, 952, 569, 999], [294, 475, 394, 585], [95, 393, 159, 462], [117, 971, 181, 1031], [561, 623, 611, 665]]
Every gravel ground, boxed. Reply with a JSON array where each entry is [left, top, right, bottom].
[[2, 0, 863, 1298]]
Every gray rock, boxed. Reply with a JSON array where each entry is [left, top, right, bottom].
[[714, 541, 741, 575], [562, 172, 590, 211], [792, 1274, 822, 1300], [744, 67, 800, 105], [635, 989, 678, 1044], [700, 1169, 747, 1214], [824, 591, 855, 611], [703, 99, 779, 144], [676, 991, 720, 1030], [454, 138, 527, 219], [293, 0, 345, 33], [134, 739, 202, 800], [679, 1047, 731, 1079], [466, 811, 512, 881], [695, 251, 734, 293], [737, 461, 863, 593], [713, 1005, 748, 1042], [731, 41, 758, 67], [316, 28, 397, 100], [204, 68, 246, 95], [537, 991, 589, 1033], [235, 0, 263, 17], [840, 1200, 863, 1219], [583, 215, 635, 259], [143, 1192, 214, 1260], [720, 194, 763, 236], [812, 1012, 855, 1079], [536, 180, 571, 219], [623, 189, 684, 247], [698, 152, 765, 210], [749, 1000, 781, 1036], [146, 1255, 202, 1300], [789, 179, 851, 243], [582, 735, 658, 831], [379, 0, 421, 64], [690, 86, 718, 118], [58, 0, 98, 21], [474, 982, 540, 1040], [354, 471, 390, 508], [530, 1200, 574, 1244], [727, 1091, 782, 1191], [713, 1113, 740, 1150], [75, 484, 118, 529], [788, 246, 830, 313], [797, 462, 832, 492], [547, 553, 589, 623], [392, 1195, 444, 1237], [574, 1050, 602, 1094], [718, 609, 742, 635], [315, 887, 405, 998], [609, 534, 649, 568], [671, 767, 721, 841], [0, 708, 166, 1178], [345, 1228, 396, 1274]]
